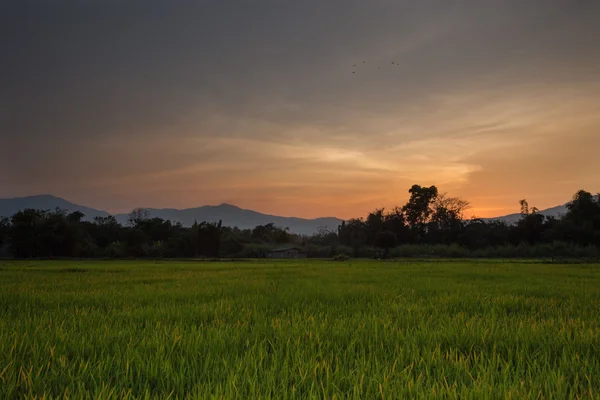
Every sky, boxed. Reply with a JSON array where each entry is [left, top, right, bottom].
[[1, 0, 600, 219]]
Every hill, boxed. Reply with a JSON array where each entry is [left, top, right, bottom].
[[114, 204, 342, 235], [0, 195, 342, 235], [484, 204, 569, 224], [0, 195, 110, 221], [487, 195, 598, 224]]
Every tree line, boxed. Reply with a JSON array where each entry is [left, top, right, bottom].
[[0, 185, 599, 259]]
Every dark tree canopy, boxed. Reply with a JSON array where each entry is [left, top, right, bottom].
[[402, 185, 439, 228]]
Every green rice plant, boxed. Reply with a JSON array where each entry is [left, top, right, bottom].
[[0, 259, 599, 399]]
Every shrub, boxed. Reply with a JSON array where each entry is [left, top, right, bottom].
[[238, 244, 271, 258], [145, 241, 165, 258], [306, 245, 333, 258], [355, 247, 380, 258], [105, 241, 124, 258], [333, 245, 353, 257]]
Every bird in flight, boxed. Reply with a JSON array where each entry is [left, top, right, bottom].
[[351, 60, 402, 74]]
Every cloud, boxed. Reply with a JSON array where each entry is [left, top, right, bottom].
[[1, 0, 600, 218]]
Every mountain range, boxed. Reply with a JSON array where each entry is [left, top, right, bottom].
[[0, 194, 582, 235], [0, 195, 342, 235], [481, 204, 570, 224]]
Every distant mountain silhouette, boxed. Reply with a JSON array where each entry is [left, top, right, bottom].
[[483, 198, 598, 224], [482, 204, 568, 224], [0, 195, 342, 235], [0, 195, 110, 220], [113, 204, 343, 235]]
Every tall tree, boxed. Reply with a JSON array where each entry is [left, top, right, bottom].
[[383, 207, 409, 244], [560, 190, 600, 245], [128, 208, 150, 227], [196, 220, 222, 257], [365, 208, 386, 245], [429, 193, 470, 244], [519, 199, 530, 216], [338, 218, 367, 257], [566, 190, 600, 222], [91, 216, 123, 248], [9, 209, 47, 258], [402, 185, 438, 242], [515, 200, 546, 245]]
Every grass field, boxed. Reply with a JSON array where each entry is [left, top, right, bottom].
[[1, 259, 599, 399]]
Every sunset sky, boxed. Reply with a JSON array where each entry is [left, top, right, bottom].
[[1, 0, 599, 219]]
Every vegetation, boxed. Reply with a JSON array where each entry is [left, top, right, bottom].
[[0, 186, 599, 260], [1, 259, 599, 398]]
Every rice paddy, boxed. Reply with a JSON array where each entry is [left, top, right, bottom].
[[1, 259, 599, 399]]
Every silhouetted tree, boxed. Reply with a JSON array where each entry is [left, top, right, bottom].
[[402, 185, 438, 242], [308, 226, 339, 247], [124, 227, 148, 257], [374, 230, 397, 258], [219, 229, 245, 257], [559, 190, 600, 245], [428, 193, 470, 244], [365, 208, 386, 245], [195, 220, 222, 257], [9, 209, 47, 258], [520, 199, 530, 216], [513, 200, 546, 245], [90, 216, 122, 248], [383, 207, 409, 244], [459, 219, 511, 249], [128, 208, 150, 227], [338, 219, 367, 257]]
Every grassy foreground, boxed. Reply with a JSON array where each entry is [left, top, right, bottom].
[[1, 260, 599, 399]]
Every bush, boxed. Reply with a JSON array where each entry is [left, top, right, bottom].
[[144, 241, 165, 258], [332, 254, 350, 261], [78, 239, 101, 258], [105, 241, 124, 258], [238, 244, 272, 258], [219, 236, 245, 257], [306, 245, 333, 258], [333, 245, 353, 257], [389, 245, 421, 258], [355, 247, 380, 258]]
